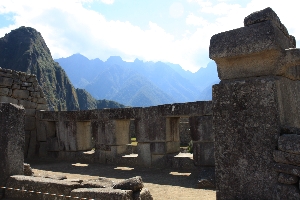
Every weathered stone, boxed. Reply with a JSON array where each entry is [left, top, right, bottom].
[[137, 143, 151, 167], [27, 130, 37, 158], [19, 99, 37, 109], [37, 97, 47, 104], [113, 176, 144, 192], [47, 137, 64, 151], [70, 188, 133, 200], [273, 184, 300, 200], [0, 95, 18, 104], [0, 103, 25, 188], [213, 77, 280, 199], [189, 115, 213, 142], [0, 87, 9, 96], [197, 167, 215, 189], [274, 150, 300, 166], [24, 163, 33, 176], [21, 82, 32, 87], [274, 163, 300, 177], [25, 109, 36, 116], [244, 7, 289, 37], [165, 117, 180, 142], [97, 119, 130, 146], [11, 84, 20, 89], [30, 91, 40, 98], [76, 121, 92, 151], [278, 172, 298, 184], [133, 188, 153, 200], [278, 134, 300, 154], [81, 177, 114, 188], [12, 89, 29, 99], [36, 103, 48, 110], [193, 142, 214, 166], [0, 76, 13, 86], [57, 121, 77, 151], [39, 141, 48, 157], [25, 115, 36, 131], [6, 175, 81, 200]]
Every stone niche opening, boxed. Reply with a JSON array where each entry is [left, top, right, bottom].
[[76, 121, 93, 151]]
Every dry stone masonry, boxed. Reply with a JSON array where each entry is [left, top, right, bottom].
[[0, 103, 25, 198], [211, 7, 300, 199], [34, 101, 212, 168]]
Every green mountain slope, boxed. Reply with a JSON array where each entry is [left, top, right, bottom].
[[0, 26, 124, 110]]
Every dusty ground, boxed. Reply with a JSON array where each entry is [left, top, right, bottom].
[[28, 161, 216, 200]]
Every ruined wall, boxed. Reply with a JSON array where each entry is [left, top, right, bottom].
[[0, 103, 25, 194], [33, 101, 212, 167], [210, 7, 300, 199]]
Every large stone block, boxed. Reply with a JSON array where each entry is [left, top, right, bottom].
[[0, 103, 25, 188], [274, 150, 300, 166], [5, 175, 81, 200], [150, 141, 180, 154], [27, 130, 37, 158], [189, 115, 213, 142], [166, 117, 180, 142], [0, 95, 18, 104], [0, 76, 13, 87], [0, 87, 9, 96], [76, 121, 92, 151], [12, 89, 29, 99], [273, 184, 300, 200], [19, 99, 37, 109], [137, 143, 151, 167], [97, 119, 130, 146], [70, 188, 133, 200], [135, 108, 166, 142], [57, 121, 77, 151], [47, 137, 64, 152], [25, 116, 36, 131], [278, 134, 300, 154], [193, 142, 214, 166], [38, 141, 48, 157], [213, 77, 280, 199], [210, 7, 296, 81]]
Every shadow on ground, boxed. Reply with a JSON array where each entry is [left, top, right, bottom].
[[27, 160, 205, 189]]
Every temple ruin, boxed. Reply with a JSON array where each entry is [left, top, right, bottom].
[[1, 6, 300, 200]]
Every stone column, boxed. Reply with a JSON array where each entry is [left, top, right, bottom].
[[0, 103, 25, 190], [95, 119, 131, 163], [210, 7, 300, 199], [189, 116, 214, 166]]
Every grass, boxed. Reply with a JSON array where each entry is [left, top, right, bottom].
[[131, 137, 138, 146]]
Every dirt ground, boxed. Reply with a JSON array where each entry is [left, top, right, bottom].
[[28, 161, 216, 200]]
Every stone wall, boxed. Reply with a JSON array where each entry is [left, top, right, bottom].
[[32, 101, 212, 167], [0, 67, 48, 158], [0, 103, 25, 194], [210, 7, 300, 199]]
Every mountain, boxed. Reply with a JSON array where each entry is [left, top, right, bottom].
[[0, 27, 124, 110], [56, 54, 219, 106], [76, 88, 125, 109]]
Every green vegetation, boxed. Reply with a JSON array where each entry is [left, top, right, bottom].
[[131, 138, 138, 146]]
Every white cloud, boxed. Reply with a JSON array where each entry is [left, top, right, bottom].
[[0, 0, 299, 73], [186, 14, 208, 26], [101, 0, 114, 4], [169, 2, 185, 18]]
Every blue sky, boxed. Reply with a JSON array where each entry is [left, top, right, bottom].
[[0, 0, 298, 72]]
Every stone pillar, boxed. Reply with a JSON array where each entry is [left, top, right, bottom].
[[189, 116, 214, 166], [0, 103, 25, 189], [95, 119, 131, 163], [135, 106, 181, 166], [210, 7, 300, 199]]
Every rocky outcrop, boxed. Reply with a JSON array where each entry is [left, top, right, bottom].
[[0, 26, 80, 111]]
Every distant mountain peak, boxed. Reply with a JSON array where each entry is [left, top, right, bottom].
[[106, 56, 124, 65]]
